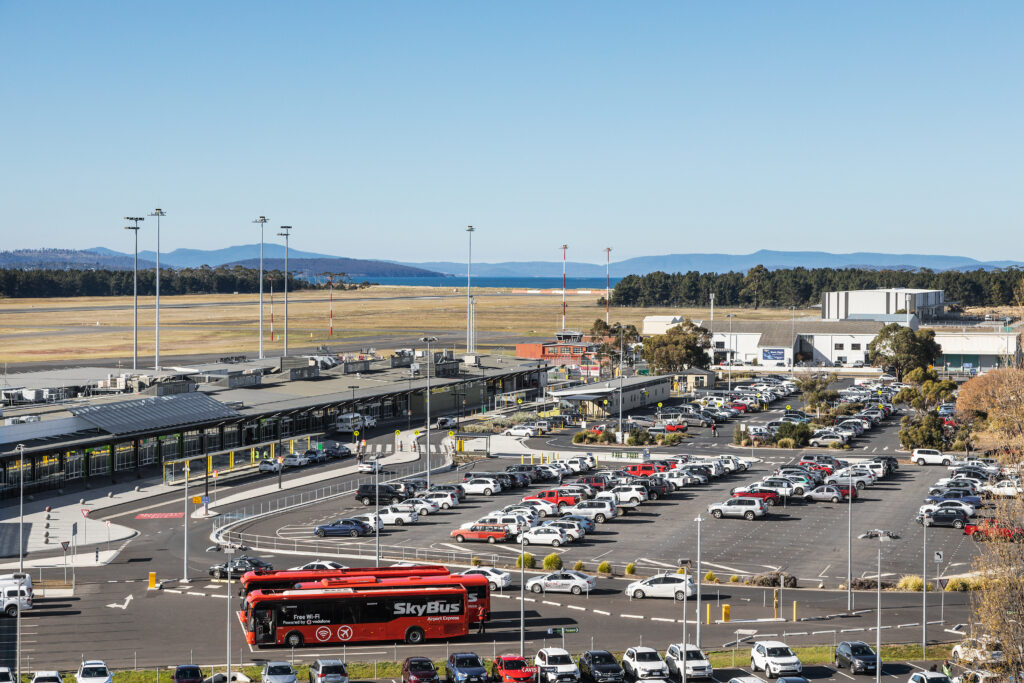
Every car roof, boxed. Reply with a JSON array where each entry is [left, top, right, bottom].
[[264, 662, 292, 667], [630, 646, 657, 653], [754, 640, 788, 647], [540, 648, 570, 655], [314, 659, 345, 666], [81, 662, 107, 667]]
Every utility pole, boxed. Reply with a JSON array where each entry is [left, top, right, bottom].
[[278, 226, 292, 356], [695, 515, 703, 648], [618, 329, 624, 443], [466, 225, 475, 353], [421, 336, 438, 490], [253, 217, 269, 359], [124, 217, 144, 369], [148, 209, 166, 370], [604, 247, 612, 325], [560, 244, 568, 330]]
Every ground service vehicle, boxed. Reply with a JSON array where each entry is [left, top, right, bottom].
[[244, 585, 469, 646]]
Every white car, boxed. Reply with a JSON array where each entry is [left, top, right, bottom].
[[501, 504, 541, 524], [422, 491, 459, 509], [516, 499, 558, 517], [358, 459, 383, 473], [566, 457, 591, 472], [526, 570, 595, 595], [913, 449, 952, 466], [517, 527, 568, 547], [534, 648, 579, 683], [460, 567, 512, 590], [621, 647, 669, 681], [750, 641, 802, 678], [288, 560, 347, 571], [984, 480, 1022, 498], [258, 459, 283, 473], [919, 500, 976, 518], [374, 505, 419, 525], [625, 574, 695, 600], [462, 477, 502, 496], [826, 470, 873, 490], [665, 643, 713, 680], [76, 661, 112, 683], [31, 674, 63, 683], [504, 425, 538, 437], [396, 498, 439, 516], [541, 519, 584, 541], [609, 485, 648, 504], [350, 513, 381, 532], [281, 453, 310, 467], [562, 500, 616, 523], [907, 673, 954, 683]]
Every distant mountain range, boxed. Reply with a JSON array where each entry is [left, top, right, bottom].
[[2, 245, 1021, 277]]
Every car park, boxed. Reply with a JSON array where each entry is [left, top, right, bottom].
[[263, 662, 298, 683], [460, 567, 512, 590], [309, 660, 348, 683], [624, 573, 695, 600], [526, 570, 596, 594], [518, 527, 568, 547], [402, 657, 438, 683], [664, 643, 713, 680], [621, 647, 669, 680], [490, 656, 537, 683], [578, 650, 624, 683], [535, 648, 580, 683], [750, 641, 802, 678], [446, 654, 488, 683], [709, 497, 766, 520]]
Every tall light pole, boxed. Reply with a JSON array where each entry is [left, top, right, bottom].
[[421, 336, 438, 490], [148, 209, 166, 370], [375, 457, 381, 564], [694, 514, 704, 648], [726, 314, 736, 389], [617, 329, 624, 443], [789, 306, 796, 366], [183, 462, 190, 583], [604, 247, 612, 325], [560, 244, 568, 330], [16, 444, 24, 683], [709, 293, 715, 366], [922, 519, 927, 659], [520, 531, 526, 655], [253, 217, 269, 359], [847, 480, 854, 610], [278, 226, 292, 356], [124, 217, 144, 369], [466, 226, 475, 353], [859, 529, 897, 683]]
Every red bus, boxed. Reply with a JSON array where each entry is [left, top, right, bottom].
[[244, 585, 469, 647], [239, 565, 451, 597], [293, 573, 491, 622]]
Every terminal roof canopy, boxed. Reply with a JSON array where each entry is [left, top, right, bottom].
[[69, 392, 239, 436]]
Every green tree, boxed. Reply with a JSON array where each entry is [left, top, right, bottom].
[[775, 421, 812, 446], [740, 264, 772, 309], [867, 324, 942, 380], [898, 413, 946, 449], [642, 320, 711, 372]]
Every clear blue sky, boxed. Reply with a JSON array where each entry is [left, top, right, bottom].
[[1, 2, 1021, 264]]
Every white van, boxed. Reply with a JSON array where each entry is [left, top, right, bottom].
[[0, 573, 33, 594], [1, 582, 32, 617]]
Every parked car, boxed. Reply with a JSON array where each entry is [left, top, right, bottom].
[[664, 643, 713, 680], [445, 654, 488, 683], [170, 666, 203, 683], [517, 527, 568, 547], [460, 567, 512, 590], [624, 573, 695, 600], [490, 656, 537, 683], [309, 660, 348, 683], [708, 497, 767, 520], [402, 658, 437, 683], [452, 524, 512, 543], [621, 647, 669, 681], [916, 508, 968, 529], [833, 641, 878, 675], [749, 641, 802, 678], [258, 459, 283, 473], [463, 477, 502, 496], [262, 662, 298, 683], [803, 485, 850, 504], [314, 518, 372, 538], [281, 453, 310, 467], [534, 648, 580, 683], [75, 662, 112, 683], [578, 651, 623, 683]]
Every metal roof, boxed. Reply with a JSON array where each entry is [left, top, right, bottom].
[[0, 416, 105, 452], [70, 392, 239, 436]]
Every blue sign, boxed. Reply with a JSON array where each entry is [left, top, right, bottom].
[[201, 495, 210, 504], [762, 348, 785, 361]]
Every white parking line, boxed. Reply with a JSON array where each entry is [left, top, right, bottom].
[[567, 605, 585, 611], [543, 600, 561, 606], [593, 609, 610, 615], [651, 617, 674, 623], [621, 614, 643, 619]]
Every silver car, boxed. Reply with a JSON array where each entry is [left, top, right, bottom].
[[263, 663, 297, 683], [526, 570, 596, 595], [308, 660, 348, 683]]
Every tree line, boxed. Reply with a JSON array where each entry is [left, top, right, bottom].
[[610, 265, 1024, 308], [0, 265, 361, 298]]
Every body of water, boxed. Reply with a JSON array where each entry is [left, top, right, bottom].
[[362, 276, 622, 289]]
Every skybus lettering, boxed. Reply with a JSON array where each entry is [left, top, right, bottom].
[[392, 600, 461, 616]]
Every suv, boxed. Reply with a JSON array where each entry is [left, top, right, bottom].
[[523, 489, 580, 511], [579, 651, 623, 683], [708, 497, 766, 520], [75, 662, 112, 683], [834, 641, 877, 675], [355, 484, 403, 506], [798, 453, 840, 469], [309, 660, 348, 683], [576, 474, 611, 490], [170, 666, 202, 683], [451, 524, 513, 543], [535, 648, 580, 683], [564, 499, 617, 523], [621, 648, 669, 680], [750, 641, 802, 678], [913, 449, 952, 466], [665, 644, 713, 680], [446, 654, 487, 683]]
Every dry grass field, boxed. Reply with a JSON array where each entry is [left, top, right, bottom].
[[0, 287, 816, 364]]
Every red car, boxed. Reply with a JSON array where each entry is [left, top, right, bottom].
[[964, 519, 1024, 541], [451, 524, 512, 543], [832, 483, 859, 499], [732, 487, 781, 506], [665, 423, 688, 432], [728, 402, 749, 413], [522, 489, 580, 509], [491, 656, 538, 683], [943, 417, 958, 428], [807, 464, 835, 476]]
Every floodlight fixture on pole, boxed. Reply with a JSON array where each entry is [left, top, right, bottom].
[[148, 209, 166, 370], [726, 314, 736, 389], [694, 514, 704, 648], [16, 444, 25, 683], [604, 247, 612, 325], [421, 336, 439, 490], [560, 244, 568, 330], [253, 216, 269, 359], [278, 226, 292, 356], [124, 217, 145, 370], [859, 529, 898, 683], [466, 226, 475, 353]]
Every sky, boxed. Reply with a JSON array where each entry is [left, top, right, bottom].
[[1, 2, 1022, 264]]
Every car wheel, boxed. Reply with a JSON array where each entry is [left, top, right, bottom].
[[856, 481, 865, 490], [744, 511, 755, 520], [405, 627, 425, 644], [361, 497, 371, 505], [954, 519, 965, 529], [831, 496, 840, 503], [916, 458, 926, 465], [455, 535, 465, 543], [711, 509, 723, 518], [794, 487, 804, 496], [349, 530, 359, 538], [5, 604, 17, 617], [764, 498, 774, 506], [551, 540, 561, 547], [571, 585, 582, 595], [750, 658, 757, 672], [633, 589, 645, 599], [487, 536, 497, 544], [522, 537, 531, 545], [629, 497, 639, 504], [674, 590, 686, 601], [973, 530, 985, 541], [285, 631, 303, 647], [532, 584, 543, 593], [484, 489, 493, 496], [489, 581, 498, 590], [315, 529, 325, 538], [442, 503, 451, 510], [942, 459, 952, 466], [595, 513, 606, 523]]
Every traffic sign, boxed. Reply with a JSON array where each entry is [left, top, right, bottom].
[[192, 496, 202, 504], [414, 430, 420, 436], [547, 627, 579, 635], [213, 470, 219, 478], [81, 508, 90, 518], [61, 541, 70, 551], [105, 520, 111, 527], [938, 578, 950, 589], [786, 405, 791, 411], [354, 430, 360, 437], [395, 430, 401, 436], [201, 496, 210, 504], [657, 402, 662, 408], [448, 431, 455, 437], [72, 522, 78, 537], [934, 551, 944, 563]]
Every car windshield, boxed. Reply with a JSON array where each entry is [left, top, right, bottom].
[[319, 666, 347, 675], [634, 652, 661, 662], [267, 666, 293, 676], [589, 653, 616, 666], [849, 644, 874, 656], [501, 660, 526, 671], [408, 662, 434, 673], [547, 655, 573, 666], [684, 651, 705, 661], [81, 669, 109, 678], [176, 668, 201, 679], [36, 679, 61, 683], [766, 647, 794, 657], [456, 656, 483, 668], [0, 675, 12, 683]]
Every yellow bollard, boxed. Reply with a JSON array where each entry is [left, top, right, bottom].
[[307, 436, 311, 449], [250, 447, 256, 464], [207, 455, 212, 474], [289, 439, 295, 452], [792, 600, 797, 622], [530, 453, 534, 464], [722, 604, 730, 622], [706, 603, 711, 624], [148, 572, 157, 589], [230, 451, 235, 470], [270, 442, 275, 458], [521, 454, 525, 464]]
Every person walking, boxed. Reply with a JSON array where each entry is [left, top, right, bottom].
[[710, 423, 718, 437]]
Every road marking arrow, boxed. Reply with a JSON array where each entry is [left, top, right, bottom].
[[106, 594, 133, 609]]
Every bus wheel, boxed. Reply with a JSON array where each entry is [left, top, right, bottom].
[[285, 631, 303, 648], [405, 627, 426, 644]]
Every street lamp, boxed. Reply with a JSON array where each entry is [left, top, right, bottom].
[[847, 477, 854, 610], [604, 247, 612, 325], [208, 542, 250, 683], [421, 336, 438, 490], [859, 529, 898, 683], [183, 462, 191, 583], [694, 515, 704, 648], [617, 329, 624, 443], [466, 226, 475, 353], [520, 531, 526, 655], [253, 217, 269, 359], [124, 217, 144, 369], [16, 443, 25, 683], [278, 226, 292, 356], [148, 209, 166, 370], [726, 314, 736, 390], [560, 244, 568, 330]]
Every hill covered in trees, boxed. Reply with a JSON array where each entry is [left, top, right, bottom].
[[610, 266, 1024, 308]]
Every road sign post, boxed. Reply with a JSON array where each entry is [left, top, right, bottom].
[[105, 519, 111, 551], [61, 541, 69, 582], [81, 508, 89, 546]]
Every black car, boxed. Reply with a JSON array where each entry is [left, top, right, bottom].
[[324, 445, 352, 459], [579, 650, 623, 683], [916, 508, 968, 529], [506, 464, 541, 482], [355, 483, 403, 505], [304, 448, 328, 464], [632, 477, 670, 500], [209, 555, 273, 579], [834, 640, 878, 674]]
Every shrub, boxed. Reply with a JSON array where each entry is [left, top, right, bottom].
[[950, 439, 967, 452], [751, 571, 798, 588], [661, 433, 682, 446], [776, 437, 795, 449], [775, 421, 812, 447], [729, 575, 740, 583], [733, 425, 745, 445], [572, 432, 587, 444], [543, 553, 563, 570], [573, 560, 585, 571], [470, 556, 482, 567], [597, 561, 612, 574], [848, 577, 895, 590], [944, 577, 971, 592], [625, 562, 636, 575], [704, 571, 717, 582], [899, 413, 945, 450], [896, 575, 934, 592], [516, 552, 535, 569], [598, 430, 616, 444], [828, 441, 844, 449]]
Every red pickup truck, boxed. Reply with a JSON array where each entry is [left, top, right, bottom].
[[522, 489, 580, 510], [964, 519, 1024, 541], [451, 524, 513, 543]]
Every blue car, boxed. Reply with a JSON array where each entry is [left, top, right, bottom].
[[314, 518, 372, 538], [924, 489, 983, 507], [445, 653, 487, 683]]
